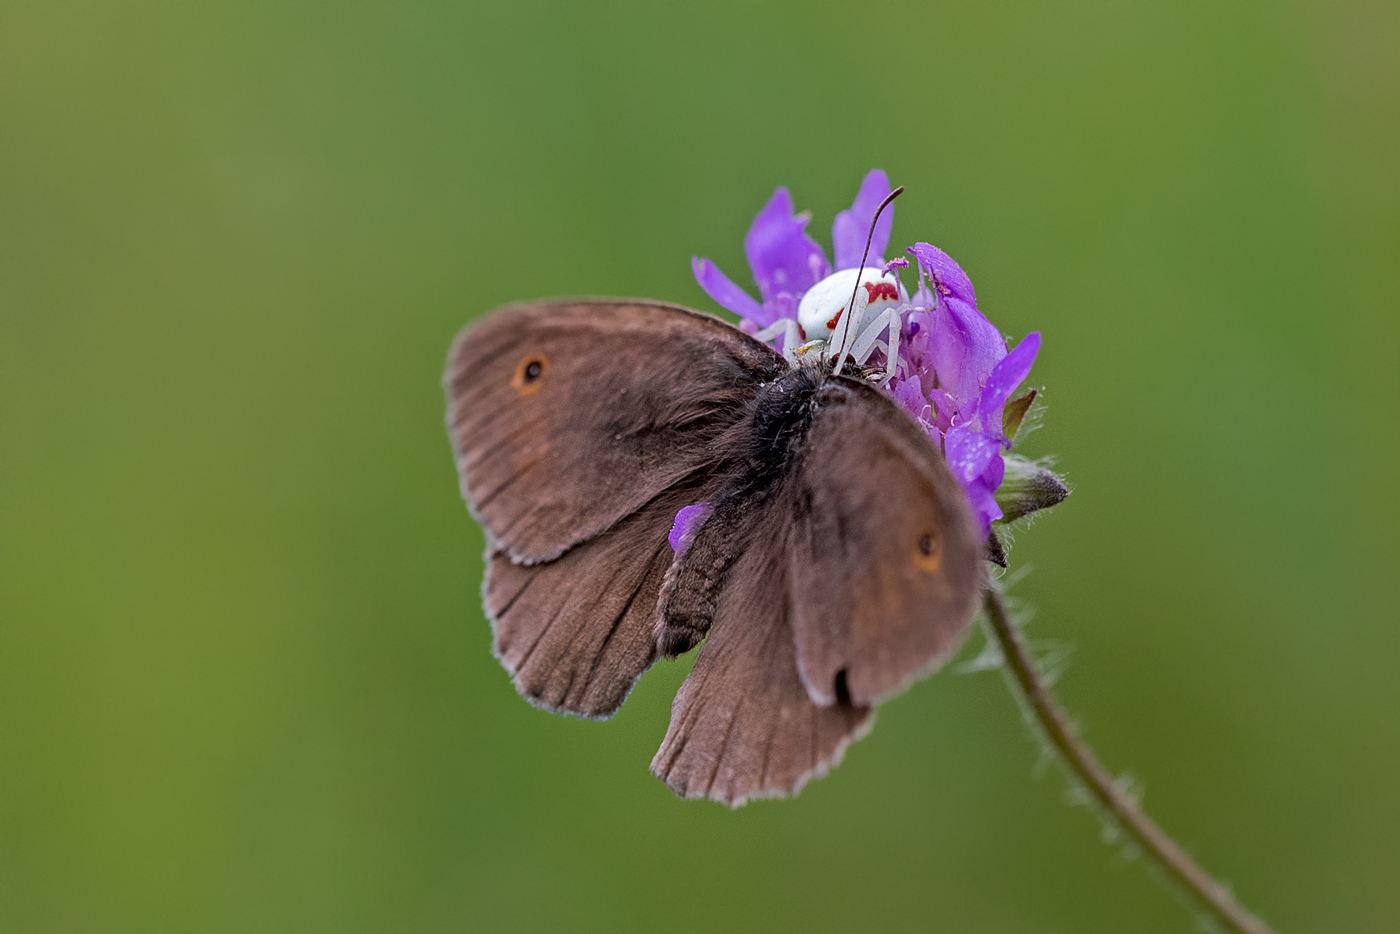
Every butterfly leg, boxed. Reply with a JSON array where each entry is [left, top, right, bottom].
[[750, 318, 805, 363]]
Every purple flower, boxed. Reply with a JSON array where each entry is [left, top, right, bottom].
[[900, 243, 1042, 536], [689, 172, 1057, 546], [692, 170, 895, 332]]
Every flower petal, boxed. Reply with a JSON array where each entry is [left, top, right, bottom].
[[832, 169, 894, 271], [944, 425, 1001, 486], [908, 242, 977, 306], [897, 310, 936, 399], [928, 296, 1007, 415], [961, 476, 1003, 539], [980, 450, 1006, 490], [759, 292, 800, 351], [929, 388, 958, 433], [967, 447, 1008, 537], [668, 503, 711, 553], [978, 332, 1041, 430], [744, 187, 830, 303], [692, 256, 764, 322], [889, 375, 932, 426]]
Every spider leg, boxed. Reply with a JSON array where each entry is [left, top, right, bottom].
[[868, 340, 900, 384], [831, 291, 870, 376], [846, 308, 902, 386], [750, 318, 805, 363], [881, 312, 901, 386]]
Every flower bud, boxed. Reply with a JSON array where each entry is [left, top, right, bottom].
[[994, 454, 1070, 522]]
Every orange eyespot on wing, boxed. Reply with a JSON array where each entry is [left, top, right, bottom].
[[511, 354, 550, 394], [913, 531, 943, 572]]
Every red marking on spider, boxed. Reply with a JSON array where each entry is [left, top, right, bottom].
[[825, 309, 843, 330], [863, 281, 899, 303]]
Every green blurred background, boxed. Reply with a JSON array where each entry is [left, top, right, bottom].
[[3, 0, 1397, 931]]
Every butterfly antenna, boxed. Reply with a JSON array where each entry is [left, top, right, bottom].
[[833, 185, 904, 374]]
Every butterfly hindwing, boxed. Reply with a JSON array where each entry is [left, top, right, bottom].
[[787, 377, 983, 707], [650, 508, 874, 806], [484, 484, 706, 719], [650, 373, 980, 804]]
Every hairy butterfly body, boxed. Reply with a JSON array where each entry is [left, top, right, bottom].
[[446, 298, 981, 805]]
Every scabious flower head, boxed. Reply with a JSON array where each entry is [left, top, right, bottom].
[[692, 170, 897, 349], [687, 171, 1068, 547]]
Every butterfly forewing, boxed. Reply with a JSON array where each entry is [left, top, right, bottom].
[[446, 299, 785, 564], [448, 300, 785, 719]]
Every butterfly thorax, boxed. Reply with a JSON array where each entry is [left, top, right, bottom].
[[744, 366, 823, 494]]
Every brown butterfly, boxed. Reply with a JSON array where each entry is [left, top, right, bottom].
[[444, 297, 983, 806]]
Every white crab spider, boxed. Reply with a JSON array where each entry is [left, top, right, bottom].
[[750, 266, 908, 385]]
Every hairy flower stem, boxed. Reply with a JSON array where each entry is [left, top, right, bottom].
[[981, 585, 1277, 934]]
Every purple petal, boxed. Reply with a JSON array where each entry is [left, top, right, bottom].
[[763, 291, 799, 322], [964, 448, 1008, 537], [668, 503, 711, 553], [928, 296, 1007, 415], [889, 375, 932, 426], [929, 388, 957, 433], [981, 450, 1006, 491], [978, 332, 1041, 428], [760, 292, 800, 353], [692, 256, 764, 322], [899, 307, 935, 389], [901, 306, 931, 343], [908, 242, 977, 306], [832, 169, 894, 271], [961, 476, 1003, 538], [944, 425, 1001, 486], [744, 187, 830, 303]]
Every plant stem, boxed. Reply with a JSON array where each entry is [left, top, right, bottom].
[[981, 585, 1277, 934]]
